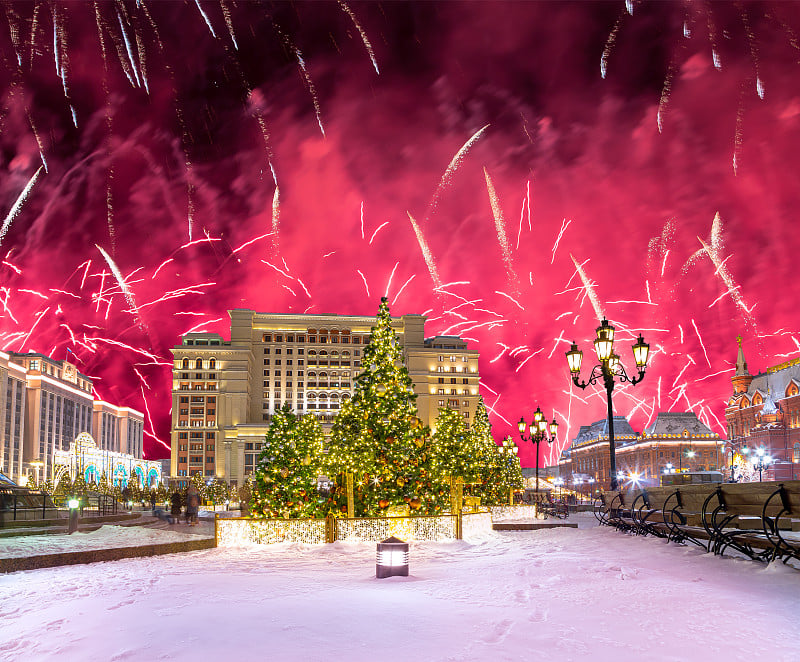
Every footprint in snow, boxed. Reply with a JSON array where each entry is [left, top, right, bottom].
[[108, 599, 135, 610], [528, 607, 549, 623], [481, 619, 514, 644]]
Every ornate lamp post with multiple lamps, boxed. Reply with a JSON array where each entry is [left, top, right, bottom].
[[517, 407, 558, 506], [566, 319, 650, 490], [754, 447, 773, 482]]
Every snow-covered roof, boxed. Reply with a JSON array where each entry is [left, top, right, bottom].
[[570, 416, 636, 448], [748, 361, 800, 400], [643, 412, 713, 437]]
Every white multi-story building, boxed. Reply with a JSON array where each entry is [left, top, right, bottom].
[[170, 309, 481, 487], [0, 351, 145, 485]]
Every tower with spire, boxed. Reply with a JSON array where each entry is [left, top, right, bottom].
[[731, 335, 754, 395]]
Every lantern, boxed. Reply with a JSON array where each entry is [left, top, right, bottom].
[[376, 536, 409, 578]]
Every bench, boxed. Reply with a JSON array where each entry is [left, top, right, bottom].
[[595, 491, 636, 532], [630, 488, 670, 539], [540, 495, 569, 519], [595, 481, 800, 565], [709, 481, 800, 563]]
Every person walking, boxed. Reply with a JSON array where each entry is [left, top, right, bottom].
[[169, 490, 182, 525], [186, 484, 201, 526], [149, 490, 157, 512]]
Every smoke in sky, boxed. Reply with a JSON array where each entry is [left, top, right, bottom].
[[1, 1, 799, 466]]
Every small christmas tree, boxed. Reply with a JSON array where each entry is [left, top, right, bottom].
[[189, 472, 207, 501], [206, 478, 230, 505], [469, 396, 508, 503], [481, 436, 523, 505], [327, 297, 447, 516], [251, 403, 326, 519], [431, 406, 484, 484]]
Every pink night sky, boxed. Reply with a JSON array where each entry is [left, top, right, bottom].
[[1, 2, 799, 467]]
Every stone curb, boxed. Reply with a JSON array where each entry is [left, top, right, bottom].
[[493, 521, 578, 530], [0, 537, 216, 573]]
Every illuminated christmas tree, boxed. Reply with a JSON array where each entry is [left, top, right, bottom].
[[431, 406, 483, 483], [206, 478, 230, 506], [327, 297, 447, 516], [480, 435, 523, 505], [251, 403, 326, 519], [188, 471, 207, 500], [469, 396, 509, 504]]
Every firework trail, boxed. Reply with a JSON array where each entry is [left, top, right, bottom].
[[220, 0, 238, 50], [483, 168, 519, 295], [601, 13, 625, 79], [391, 275, 416, 306], [337, 1, 380, 75], [569, 254, 605, 322], [384, 261, 400, 299], [515, 180, 531, 250], [733, 85, 746, 175], [697, 235, 756, 328], [705, 3, 722, 70], [0, 166, 44, 248], [369, 221, 389, 244], [427, 124, 490, 218], [551, 218, 571, 265], [407, 212, 442, 289], [295, 50, 326, 138], [356, 270, 370, 298], [194, 0, 218, 40], [95, 245, 148, 335], [657, 60, 677, 134], [271, 186, 281, 254]]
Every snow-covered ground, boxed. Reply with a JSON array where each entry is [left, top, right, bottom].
[[2, 513, 799, 661], [0, 524, 207, 558]]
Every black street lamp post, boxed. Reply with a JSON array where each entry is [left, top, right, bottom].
[[566, 319, 650, 490], [517, 407, 558, 507], [754, 447, 772, 482]]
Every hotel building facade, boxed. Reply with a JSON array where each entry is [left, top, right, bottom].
[[169, 309, 480, 486], [0, 350, 145, 485]]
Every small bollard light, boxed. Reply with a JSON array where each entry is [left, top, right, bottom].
[[376, 536, 409, 579], [68, 498, 80, 534]]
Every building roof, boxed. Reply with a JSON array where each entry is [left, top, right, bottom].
[[643, 411, 714, 437], [570, 416, 636, 447], [747, 361, 800, 400]]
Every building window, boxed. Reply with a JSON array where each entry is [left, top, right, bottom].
[[794, 442, 800, 464]]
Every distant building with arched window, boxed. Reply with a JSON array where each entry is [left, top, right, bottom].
[[555, 412, 723, 489], [53, 432, 162, 489], [724, 337, 800, 481]]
